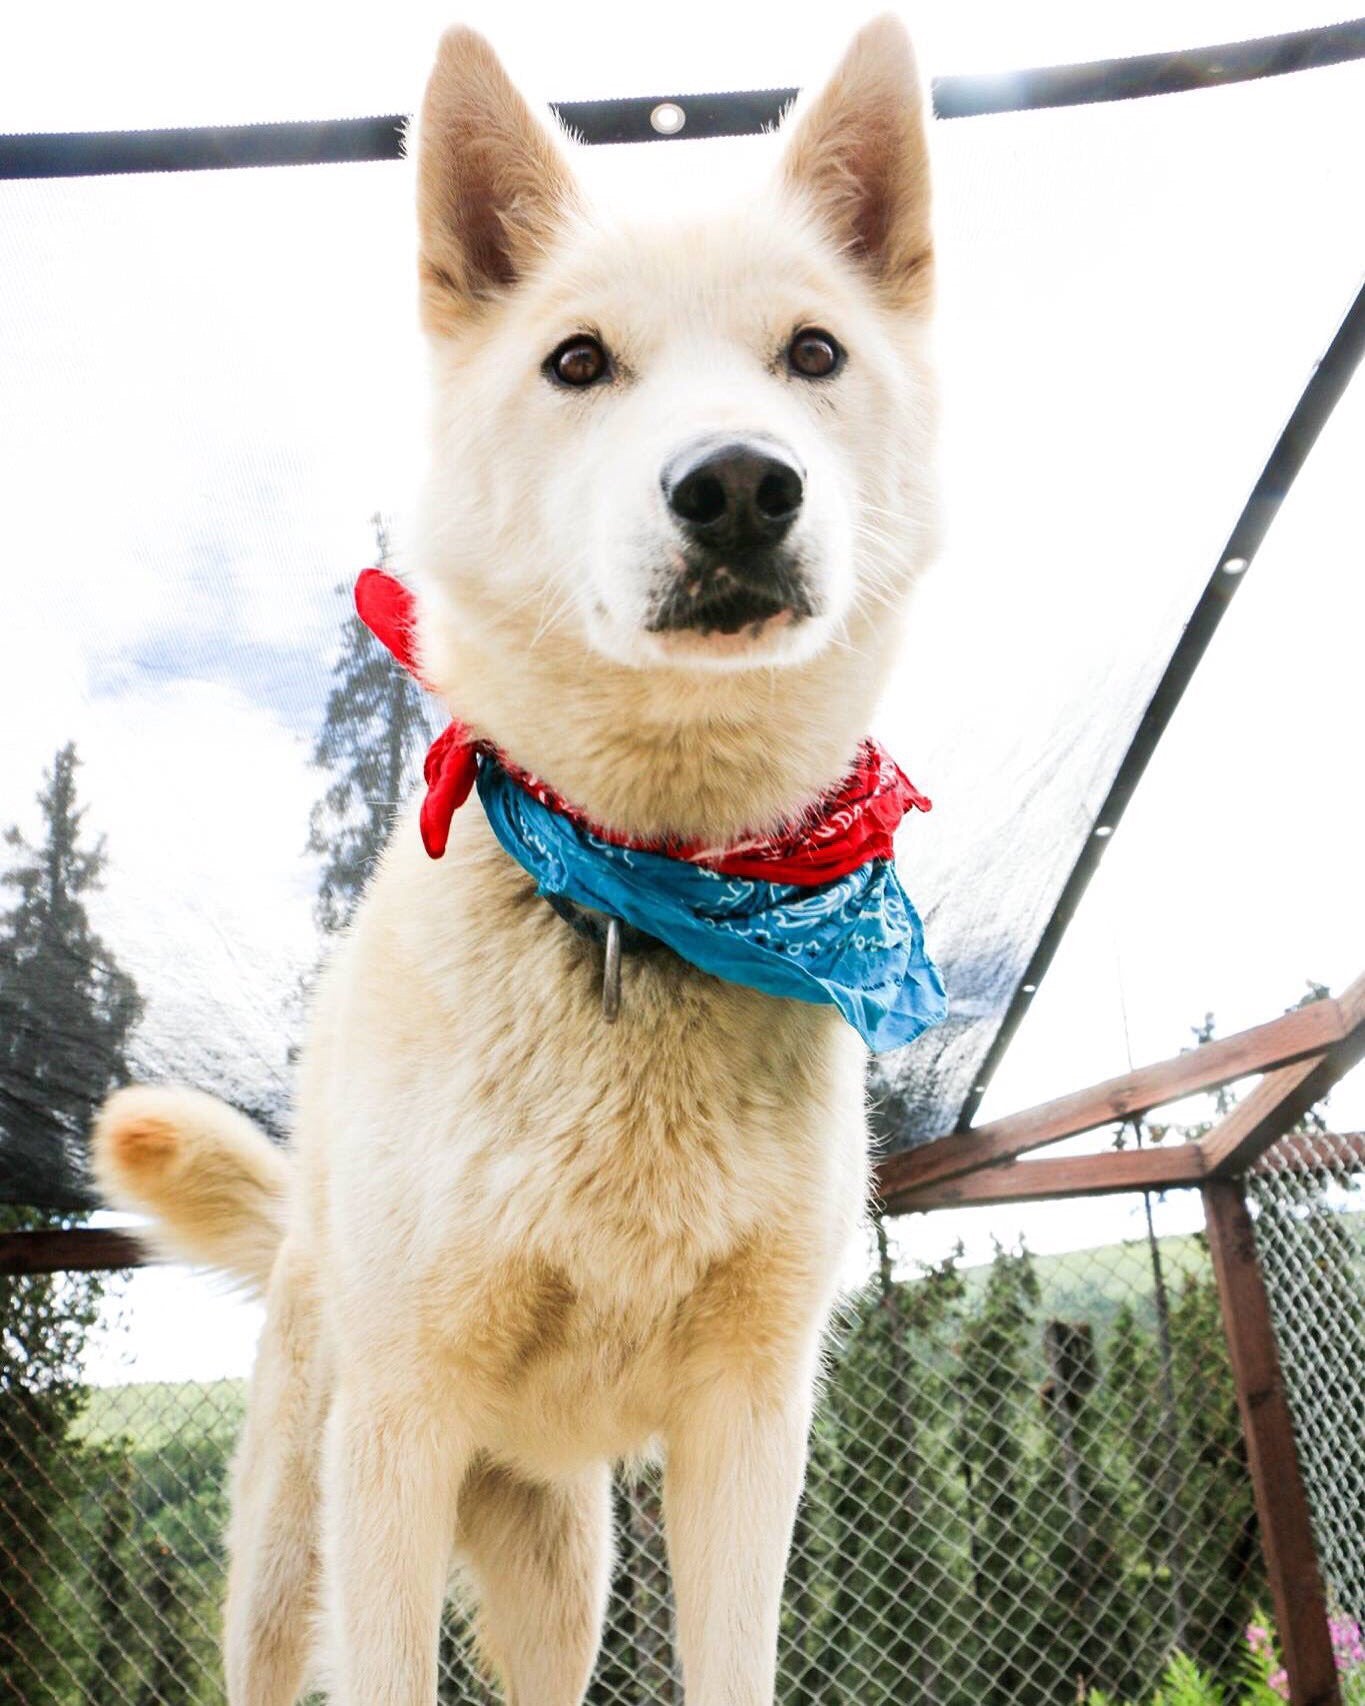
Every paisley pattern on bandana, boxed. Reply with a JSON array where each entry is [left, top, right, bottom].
[[477, 761, 947, 1053]]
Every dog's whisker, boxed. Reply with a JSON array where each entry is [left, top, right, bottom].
[[529, 588, 578, 649]]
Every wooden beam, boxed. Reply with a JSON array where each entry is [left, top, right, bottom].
[[1202, 1178, 1340, 1706], [880, 1142, 1208, 1215], [1204, 976, 1365, 1175], [879, 993, 1354, 1199], [0, 1227, 147, 1275], [880, 1131, 1365, 1215]]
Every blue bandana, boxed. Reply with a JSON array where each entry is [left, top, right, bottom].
[[476, 761, 946, 1052]]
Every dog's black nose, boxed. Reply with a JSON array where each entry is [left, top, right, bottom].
[[663, 438, 805, 552]]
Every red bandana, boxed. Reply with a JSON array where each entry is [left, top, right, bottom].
[[354, 568, 931, 881]]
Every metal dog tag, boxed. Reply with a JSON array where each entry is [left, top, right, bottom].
[[602, 916, 622, 1023]]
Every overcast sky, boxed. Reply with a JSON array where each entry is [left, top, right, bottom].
[[2, 0, 1361, 1384]]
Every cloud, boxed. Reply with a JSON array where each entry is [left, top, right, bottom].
[[3, 674, 329, 1120]]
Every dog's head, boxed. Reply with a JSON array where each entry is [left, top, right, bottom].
[[410, 18, 937, 836]]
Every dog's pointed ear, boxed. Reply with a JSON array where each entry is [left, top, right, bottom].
[[415, 27, 580, 332], [778, 15, 933, 308]]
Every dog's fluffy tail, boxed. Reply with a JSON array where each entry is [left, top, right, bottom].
[[91, 1086, 289, 1295]]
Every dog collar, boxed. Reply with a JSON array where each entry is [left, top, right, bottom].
[[354, 568, 947, 1049]]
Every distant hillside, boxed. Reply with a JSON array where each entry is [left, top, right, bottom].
[[957, 1229, 1215, 1345], [72, 1232, 1225, 1449], [76, 1376, 246, 1447]]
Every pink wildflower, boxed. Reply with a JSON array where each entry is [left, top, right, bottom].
[[1329, 1616, 1363, 1671]]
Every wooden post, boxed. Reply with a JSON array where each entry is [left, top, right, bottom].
[[1202, 1178, 1340, 1706], [0, 1226, 145, 1274]]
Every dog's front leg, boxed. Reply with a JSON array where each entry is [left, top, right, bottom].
[[322, 1385, 464, 1706], [663, 1380, 812, 1706]]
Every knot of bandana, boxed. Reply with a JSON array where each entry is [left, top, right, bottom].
[[354, 568, 947, 1049]]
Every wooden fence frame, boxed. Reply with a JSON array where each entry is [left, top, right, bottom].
[[874, 971, 1365, 1706], [2, 973, 1362, 1705]]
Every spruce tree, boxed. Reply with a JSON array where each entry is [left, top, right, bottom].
[[1168, 1264, 1262, 1678], [809, 1233, 969, 1704], [0, 742, 142, 1703], [307, 517, 438, 932], [1037, 1318, 1130, 1701], [953, 1241, 1043, 1706], [1105, 1302, 1183, 1689], [0, 742, 141, 1207], [86, 1450, 137, 1705]]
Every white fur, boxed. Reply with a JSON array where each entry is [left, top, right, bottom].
[[92, 16, 939, 1704]]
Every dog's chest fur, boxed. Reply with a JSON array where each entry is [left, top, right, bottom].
[[294, 807, 870, 1468]]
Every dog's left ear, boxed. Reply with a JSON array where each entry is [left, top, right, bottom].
[[415, 27, 581, 334], [778, 15, 933, 309]]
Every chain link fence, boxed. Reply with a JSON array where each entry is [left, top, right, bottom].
[[1249, 1130, 1365, 1633], [3, 1192, 1302, 1705]]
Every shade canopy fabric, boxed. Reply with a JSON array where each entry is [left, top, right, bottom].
[[2, 7, 1362, 1206]]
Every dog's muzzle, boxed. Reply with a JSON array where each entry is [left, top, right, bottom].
[[651, 435, 815, 635]]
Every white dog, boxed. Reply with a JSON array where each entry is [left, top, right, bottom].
[[93, 16, 939, 1704]]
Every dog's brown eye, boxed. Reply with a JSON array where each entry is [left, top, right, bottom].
[[787, 328, 843, 380], [547, 335, 609, 388]]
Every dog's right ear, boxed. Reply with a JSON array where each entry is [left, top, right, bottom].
[[415, 28, 579, 333], [778, 15, 933, 311]]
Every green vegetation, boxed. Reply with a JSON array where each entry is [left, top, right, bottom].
[[771, 1230, 1258, 1706], [74, 1380, 247, 1451], [0, 1224, 1260, 1705], [1, 744, 142, 1705], [1086, 1611, 1365, 1706]]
